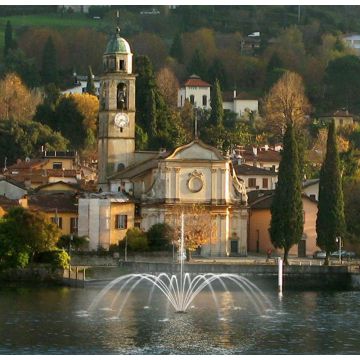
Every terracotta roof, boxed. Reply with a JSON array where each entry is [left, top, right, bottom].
[[183, 74, 210, 88], [7, 173, 47, 186], [240, 148, 281, 163], [233, 163, 277, 176], [28, 193, 78, 213], [0, 195, 21, 211], [248, 190, 318, 209], [8, 159, 48, 171], [46, 169, 77, 177], [34, 181, 82, 193]]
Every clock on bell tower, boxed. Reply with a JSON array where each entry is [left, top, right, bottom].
[[98, 27, 136, 190]]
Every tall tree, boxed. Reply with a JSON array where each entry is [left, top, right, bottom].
[[170, 32, 184, 64], [209, 78, 224, 127], [156, 67, 179, 108], [0, 73, 42, 122], [208, 58, 228, 90], [3, 49, 41, 88], [316, 120, 346, 265], [41, 36, 58, 85], [263, 71, 311, 142], [186, 48, 208, 80], [3, 20, 15, 57], [270, 122, 303, 265], [135, 56, 186, 150], [86, 65, 96, 95], [324, 55, 360, 113], [53, 95, 85, 150]]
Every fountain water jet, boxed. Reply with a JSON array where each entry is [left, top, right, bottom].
[[88, 213, 273, 317]]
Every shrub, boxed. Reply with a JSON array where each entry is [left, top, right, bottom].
[[57, 235, 89, 251], [147, 223, 174, 251], [120, 228, 148, 252], [34, 249, 70, 270]]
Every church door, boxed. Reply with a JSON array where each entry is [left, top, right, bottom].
[[298, 238, 306, 257], [230, 240, 238, 255]]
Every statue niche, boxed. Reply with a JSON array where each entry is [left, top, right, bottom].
[[117, 82, 127, 110]]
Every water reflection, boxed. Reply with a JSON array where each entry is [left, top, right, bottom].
[[1, 285, 360, 354]]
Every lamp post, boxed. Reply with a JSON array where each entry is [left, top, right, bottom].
[[124, 236, 128, 262], [336, 236, 342, 264], [69, 234, 74, 271]]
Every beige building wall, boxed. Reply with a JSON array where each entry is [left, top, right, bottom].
[[43, 211, 78, 236], [42, 158, 74, 170], [110, 202, 135, 246], [249, 197, 320, 256]]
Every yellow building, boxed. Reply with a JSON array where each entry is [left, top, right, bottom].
[[248, 190, 320, 257], [28, 192, 79, 236], [78, 193, 134, 249]]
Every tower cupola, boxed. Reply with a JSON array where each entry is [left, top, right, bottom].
[[103, 27, 133, 74]]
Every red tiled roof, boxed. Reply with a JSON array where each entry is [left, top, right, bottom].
[[0, 195, 20, 210], [46, 169, 78, 177], [28, 193, 78, 213], [240, 148, 281, 163], [183, 75, 210, 88], [8, 159, 48, 171], [233, 163, 277, 176]]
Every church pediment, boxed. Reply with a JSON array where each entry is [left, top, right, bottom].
[[165, 140, 224, 161]]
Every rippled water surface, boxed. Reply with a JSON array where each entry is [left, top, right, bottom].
[[0, 282, 359, 355]]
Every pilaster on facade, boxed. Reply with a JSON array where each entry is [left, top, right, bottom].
[[211, 168, 218, 205]]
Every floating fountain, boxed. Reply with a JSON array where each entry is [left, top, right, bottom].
[[88, 213, 272, 317]]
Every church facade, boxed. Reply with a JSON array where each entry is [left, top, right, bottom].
[[78, 28, 249, 257]]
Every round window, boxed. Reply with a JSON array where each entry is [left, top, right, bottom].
[[187, 176, 203, 193]]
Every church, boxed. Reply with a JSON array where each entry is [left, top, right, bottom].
[[78, 27, 249, 257]]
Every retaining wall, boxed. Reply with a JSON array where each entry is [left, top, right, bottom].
[[119, 261, 353, 291]]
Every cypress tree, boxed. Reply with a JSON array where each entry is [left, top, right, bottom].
[[270, 122, 303, 265], [209, 78, 224, 127], [316, 120, 346, 265], [135, 55, 184, 150], [4, 20, 14, 57], [209, 58, 228, 90], [86, 65, 96, 95], [186, 48, 208, 80], [41, 36, 58, 85], [169, 32, 184, 64]]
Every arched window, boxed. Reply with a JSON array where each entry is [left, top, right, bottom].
[[202, 95, 207, 106], [117, 83, 127, 110]]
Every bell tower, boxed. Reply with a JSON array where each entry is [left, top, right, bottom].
[[98, 27, 136, 190]]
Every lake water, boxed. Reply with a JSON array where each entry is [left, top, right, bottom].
[[0, 280, 359, 355]]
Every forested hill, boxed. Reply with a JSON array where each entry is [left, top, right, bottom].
[[2, 5, 360, 114]]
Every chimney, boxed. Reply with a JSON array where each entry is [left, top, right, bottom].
[[264, 144, 269, 151]]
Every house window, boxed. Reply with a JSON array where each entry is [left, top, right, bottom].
[[248, 178, 256, 188], [202, 95, 207, 106], [51, 217, 63, 229], [70, 217, 78, 234], [189, 95, 195, 105], [119, 60, 125, 70], [181, 95, 183, 106], [115, 214, 128, 229], [53, 162, 62, 169], [262, 178, 269, 189], [309, 194, 316, 201]]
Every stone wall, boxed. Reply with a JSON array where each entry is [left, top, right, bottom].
[[119, 261, 352, 291]]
